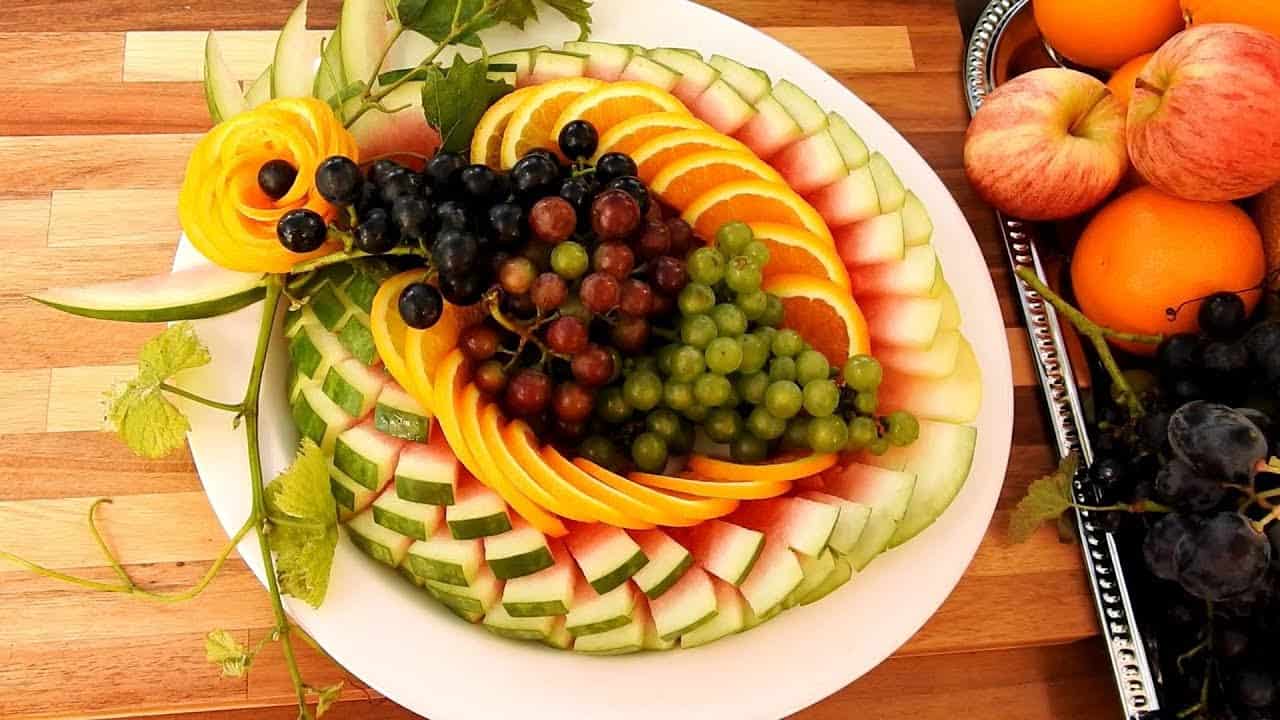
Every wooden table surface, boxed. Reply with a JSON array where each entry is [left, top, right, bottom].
[[0, 1, 1122, 718]]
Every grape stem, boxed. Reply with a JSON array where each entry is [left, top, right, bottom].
[[1175, 603, 1214, 719], [485, 295, 567, 369], [1014, 267, 1163, 419], [1074, 499, 1172, 514]]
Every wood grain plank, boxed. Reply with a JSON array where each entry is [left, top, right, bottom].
[[45, 364, 135, 432], [0, 134, 198, 192], [3, 245, 178, 297], [124, 30, 326, 83], [0, 301, 163, 372], [908, 25, 966, 72], [0, 195, 51, 248], [762, 27, 915, 74], [839, 72, 969, 133], [0, 33, 125, 84], [0, 369, 50, 435], [0, 83, 209, 136], [48, 190, 180, 247], [0, 431, 198, 502]]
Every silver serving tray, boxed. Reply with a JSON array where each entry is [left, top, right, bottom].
[[963, 2, 1161, 717]]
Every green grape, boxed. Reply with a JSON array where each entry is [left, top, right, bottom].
[[759, 294, 784, 327], [663, 380, 694, 410], [783, 417, 811, 449], [742, 240, 770, 267], [739, 333, 769, 374], [725, 255, 763, 293], [736, 289, 768, 320], [710, 303, 748, 337], [670, 420, 695, 453], [854, 390, 878, 416], [715, 221, 754, 255], [623, 370, 663, 412], [580, 435, 621, 468], [629, 356, 660, 376], [550, 241, 589, 279], [680, 314, 719, 349], [747, 406, 787, 440], [866, 436, 890, 456], [693, 373, 733, 407], [802, 379, 840, 417], [632, 432, 670, 473], [846, 416, 878, 451], [842, 354, 883, 392], [807, 415, 849, 453], [731, 434, 768, 463], [657, 344, 680, 376], [678, 282, 716, 315], [764, 380, 803, 419], [669, 345, 705, 382], [683, 404, 709, 422], [795, 350, 831, 385], [752, 326, 778, 349], [646, 408, 683, 444], [598, 387, 633, 423], [771, 328, 804, 357], [768, 356, 797, 382], [723, 383, 741, 408], [687, 246, 726, 286], [885, 410, 920, 447], [705, 337, 744, 374], [737, 372, 769, 405], [705, 408, 743, 443]]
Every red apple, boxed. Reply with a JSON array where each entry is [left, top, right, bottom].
[[964, 68, 1128, 221], [1128, 23, 1280, 202]]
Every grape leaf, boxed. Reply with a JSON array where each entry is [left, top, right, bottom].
[[105, 322, 212, 459], [421, 54, 513, 153], [315, 682, 344, 717], [205, 630, 256, 678], [495, 0, 591, 39], [1009, 452, 1079, 544], [265, 439, 339, 608], [397, 0, 494, 46]]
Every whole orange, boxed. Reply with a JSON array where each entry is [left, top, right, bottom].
[[1107, 52, 1156, 108], [1071, 185, 1265, 354], [1182, 0, 1280, 39], [1034, 0, 1184, 70]]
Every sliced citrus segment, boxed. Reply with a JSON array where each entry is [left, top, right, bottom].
[[763, 273, 871, 366], [629, 472, 793, 500], [470, 86, 538, 168], [369, 269, 429, 398], [429, 349, 482, 479], [750, 222, 850, 291], [500, 77, 605, 169], [456, 384, 567, 537], [478, 404, 595, 523], [572, 458, 739, 525], [631, 128, 750, 184], [540, 445, 670, 527], [504, 421, 653, 529], [650, 150, 785, 210], [686, 453, 838, 483], [550, 81, 689, 142], [403, 300, 463, 405], [594, 111, 708, 160], [683, 180, 833, 245]]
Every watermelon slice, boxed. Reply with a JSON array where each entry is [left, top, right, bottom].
[[565, 524, 649, 594], [374, 381, 431, 442], [639, 596, 676, 650], [562, 41, 633, 81], [822, 463, 916, 570], [860, 295, 942, 350], [771, 128, 848, 194], [628, 529, 694, 599], [879, 339, 981, 424], [528, 51, 589, 85], [346, 509, 413, 567], [333, 421, 405, 492], [691, 79, 757, 135], [727, 496, 839, 557], [835, 208, 904, 266], [544, 617, 574, 649], [901, 191, 934, 246], [861, 420, 978, 546], [827, 112, 870, 170], [573, 611, 645, 655], [850, 245, 939, 296], [735, 92, 803, 160], [204, 32, 245, 123], [868, 152, 906, 212], [737, 535, 804, 616], [671, 520, 764, 586], [446, 473, 513, 539], [649, 566, 718, 640], [346, 82, 442, 168], [394, 432, 458, 505], [708, 55, 770, 104], [405, 524, 484, 587], [784, 548, 837, 608], [798, 553, 854, 605], [372, 485, 443, 540], [937, 282, 961, 331], [485, 515, 554, 579], [322, 357, 387, 418], [484, 601, 559, 641], [425, 562, 503, 616], [329, 462, 377, 517], [646, 48, 720, 106], [876, 330, 965, 380], [680, 577, 747, 648], [289, 309, 351, 381], [565, 578, 638, 636], [501, 538, 576, 616], [292, 383, 355, 452], [619, 54, 683, 92], [772, 80, 827, 136], [490, 47, 542, 87], [795, 490, 871, 554], [810, 166, 880, 229]]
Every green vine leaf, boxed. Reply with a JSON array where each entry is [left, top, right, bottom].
[[315, 682, 344, 717], [421, 54, 513, 153], [266, 439, 339, 608], [105, 322, 212, 458], [205, 630, 257, 678], [397, 0, 494, 46], [495, 0, 592, 40], [1009, 452, 1079, 544]]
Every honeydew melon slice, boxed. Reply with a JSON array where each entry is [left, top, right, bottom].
[[290, 310, 351, 382], [646, 49, 720, 107], [372, 487, 443, 541], [394, 433, 458, 505], [313, 26, 346, 107], [322, 357, 386, 418], [784, 548, 837, 608], [876, 330, 964, 379], [628, 529, 693, 599], [425, 563, 502, 615], [671, 520, 763, 586], [529, 51, 589, 85], [244, 66, 272, 108], [691, 78, 756, 135], [738, 535, 804, 616], [708, 55, 770, 104], [868, 152, 906, 212], [484, 601, 559, 641], [619, 54, 682, 92], [860, 295, 942, 350], [565, 579, 638, 637], [573, 615, 644, 655], [346, 509, 413, 567], [810, 165, 880, 229], [333, 422, 405, 491], [796, 490, 871, 554], [446, 474, 513, 539], [861, 419, 978, 546], [271, 0, 315, 99], [330, 462, 378, 517], [879, 340, 982, 425], [339, 0, 389, 91], [901, 191, 934, 246], [728, 496, 839, 557], [30, 265, 266, 323], [772, 79, 827, 136], [485, 516, 554, 579], [851, 245, 940, 296], [565, 524, 648, 595], [405, 524, 483, 587], [822, 463, 916, 570], [680, 577, 747, 648], [649, 566, 718, 640], [735, 92, 803, 160], [292, 383, 355, 452], [827, 112, 870, 169], [562, 41, 633, 81], [204, 32, 245, 123], [501, 539, 575, 616], [798, 553, 854, 605], [374, 381, 431, 442], [770, 128, 848, 194]]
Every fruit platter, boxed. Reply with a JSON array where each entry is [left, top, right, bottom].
[[5, 0, 1013, 718]]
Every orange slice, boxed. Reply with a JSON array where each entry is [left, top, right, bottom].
[[750, 222, 851, 291], [686, 453, 839, 483], [683, 180, 834, 245], [500, 77, 605, 169], [470, 86, 539, 168], [504, 421, 653, 529], [629, 472, 793, 500], [650, 150, 785, 210], [541, 446, 671, 527], [403, 299, 463, 407], [631, 129, 750, 184], [429, 349, 482, 479], [478, 404, 595, 523], [762, 273, 871, 366], [594, 111, 708, 160], [571, 458, 739, 525], [550, 81, 689, 142], [370, 269, 429, 398], [456, 384, 568, 537]]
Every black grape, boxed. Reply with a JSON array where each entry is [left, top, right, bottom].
[[1144, 513, 1196, 582], [1174, 512, 1270, 601], [1168, 401, 1268, 484], [1153, 458, 1226, 512]]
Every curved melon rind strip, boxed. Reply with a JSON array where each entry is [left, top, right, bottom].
[[31, 266, 267, 322]]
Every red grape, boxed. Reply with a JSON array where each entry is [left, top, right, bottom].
[[571, 344, 615, 386], [554, 417, 587, 441], [474, 359, 508, 396], [498, 256, 536, 295], [579, 272, 621, 314], [666, 218, 694, 257], [651, 291, 675, 317], [552, 381, 594, 422], [531, 272, 568, 311], [545, 316, 589, 354], [652, 256, 689, 294], [619, 278, 654, 317], [593, 241, 635, 279], [529, 196, 576, 244], [636, 219, 672, 259], [591, 189, 641, 240], [505, 368, 552, 416], [611, 315, 649, 353], [645, 199, 666, 223], [459, 324, 501, 361]]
